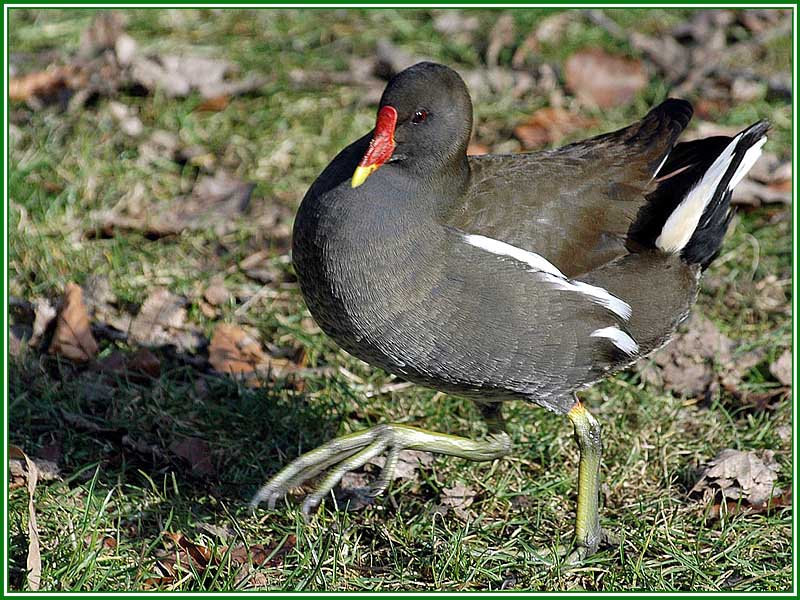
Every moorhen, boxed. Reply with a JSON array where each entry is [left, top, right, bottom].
[[252, 62, 768, 562]]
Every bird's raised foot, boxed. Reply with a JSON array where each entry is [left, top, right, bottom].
[[250, 424, 399, 516], [250, 423, 511, 517]]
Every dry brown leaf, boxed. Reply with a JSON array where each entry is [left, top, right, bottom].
[[198, 300, 218, 319], [439, 483, 477, 520], [710, 489, 792, 519], [163, 531, 213, 570], [535, 10, 577, 45], [565, 48, 648, 108], [368, 449, 433, 482], [203, 278, 232, 307], [513, 107, 596, 150], [29, 297, 56, 348], [9, 67, 73, 102], [752, 275, 789, 314], [132, 54, 266, 99], [208, 323, 295, 387], [335, 471, 375, 512], [97, 171, 254, 238], [770, 350, 792, 386], [467, 142, 490, 156], [630, 32, 691, 84], [169, 437, 215, 477], [129, 289, 201, 352], [49, 282, 99, 361], [432, 11, 480, 46], [128, 348, 162, 378], [486, 13, 515, 67], [639, 314, 738, 398], [195, 95, 230, 112], [9, 446, 42, 591], [223, 535, 296, 568], [691, 449, 785, 515], [239, 250, 283, 284], [731, 179, 792, 207], [209, 323, 269, 376], [79, 11, 125, 57]]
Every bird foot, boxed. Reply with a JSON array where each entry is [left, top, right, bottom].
[[250, 424, 402, 516], [535, 528, 619, 566], [251, 423, 511, 517]]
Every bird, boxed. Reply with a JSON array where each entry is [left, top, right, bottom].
[[251, 61, 769, 563]]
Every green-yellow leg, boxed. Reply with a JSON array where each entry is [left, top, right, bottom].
[[564, 401, 616, 563], [251, 419, 511, 515]]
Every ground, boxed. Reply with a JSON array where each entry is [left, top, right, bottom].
[[7, 8, 793, 592]]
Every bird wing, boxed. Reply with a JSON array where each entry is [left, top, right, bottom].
[[443, 99, 693, 277]]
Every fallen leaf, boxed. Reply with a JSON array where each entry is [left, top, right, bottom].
[[731, 179, 792, 207], [691, 449, 785, 516], [29, 297, 56, 348], [49, 282, 99, 361], [9, 446, 42, 591], [209, 323, 268, 375], [467, 142, 490, 156], [532, 10, 575, 46], [749, 152, 792, 187], [79, 11, 126, 57], [513, 107, 596, 150], [770, 350, 792, 386], [196, 523, 234, 541], [162, 531, 213, 570], [565, 48, 648, 108], [198, 300, 218, 319], [439, 483, 477, 520], [203, 277, 232, 307], [710, 489, 792, 519], [368, 449, 433, 482], [96, 171, 254, 238], [639, 314, 739, 398], [8, 66, 74, 103], [460, 68, 536, 102], [195, 95, 230, 112], [98, 348, 161, 380], [208, 323, 295, 386], [128, 348, 161, 378], [169, 437, 215, 477], [432, 11, 480, 46], [751, 275, 789, 314], [224, 535, 296, 568], [239, 250, 283, 284], [132, 54, 266, 99], [486, 13, 515, 67], [129, 289, 202, 352], [630, 31, 691, 84]]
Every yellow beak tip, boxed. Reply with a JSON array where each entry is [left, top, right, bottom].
[[351, 165, 375, 188]]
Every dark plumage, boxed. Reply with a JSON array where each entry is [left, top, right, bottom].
[[255, 61, 769, 563]]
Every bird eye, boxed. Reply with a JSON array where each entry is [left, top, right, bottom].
[[411, 110, 428, 124]]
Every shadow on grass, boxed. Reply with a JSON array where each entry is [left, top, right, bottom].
[[8, 343, 347, 587]]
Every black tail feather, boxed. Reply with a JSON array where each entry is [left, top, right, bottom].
[[682, 120, 770, 268], [628, 119, 770, 269]]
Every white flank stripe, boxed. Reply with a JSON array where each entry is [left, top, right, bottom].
[[590, 326, 639, 355], [464, 234, 632, 320], [728, 136, 767, 191]]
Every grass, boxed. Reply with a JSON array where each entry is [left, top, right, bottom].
[[7, 8, 793, 592]]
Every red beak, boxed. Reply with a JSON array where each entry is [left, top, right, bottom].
[[351, 105, 398, 188]]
